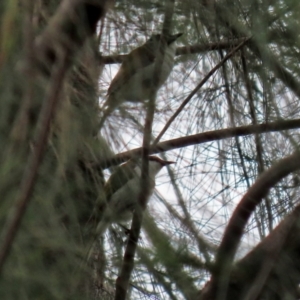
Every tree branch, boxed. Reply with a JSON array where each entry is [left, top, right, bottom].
[[114, 2, 176, 298], [153, 37, 250, 144], [96, 118, 300, 169], [101, 39, 248, 64], [202, 151, 300, 300]]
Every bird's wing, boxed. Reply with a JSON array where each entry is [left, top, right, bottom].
[[104, 160, 138, 201], [107, 47, 156, 95]]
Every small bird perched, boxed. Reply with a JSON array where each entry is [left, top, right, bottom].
[[99, 33, 182, 128], [96, 156, 175, 235]]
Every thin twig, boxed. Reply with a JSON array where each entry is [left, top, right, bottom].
[[241, 50, 273, 233], [142, 212, 199, 299], [114, 2, 176, 298], [163, 155, 214, 264], [153, 37, 251, 145]]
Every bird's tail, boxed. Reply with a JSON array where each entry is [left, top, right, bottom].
[[98, 109, 109, 129], [99, 96, 119, 129], [86, 217, 110, 262]]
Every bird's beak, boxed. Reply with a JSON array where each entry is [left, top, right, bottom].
[[166, 33, 183, 45], [163, 160, 176, 166]]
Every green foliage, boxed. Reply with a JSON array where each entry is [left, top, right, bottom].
[[2, 0, 300, 299]]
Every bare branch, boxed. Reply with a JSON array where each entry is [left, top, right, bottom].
[[153, 37, 250, 144], [202, 151, 300, 300], [101, 39, 248, 64], [114, 2, 177, 298], [96, 118, 300, 169]]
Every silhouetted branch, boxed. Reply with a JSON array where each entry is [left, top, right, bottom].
[[201, 151, 300, 300], [96, 118, 300, 169], [200, 202, 300, 299], [101, 38, 248, 64], [154, 37, 250, 144], [114, 2, 176, 298]]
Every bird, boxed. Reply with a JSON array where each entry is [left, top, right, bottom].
[[99, 33, 182, 128], [96, 156, 175, 235]]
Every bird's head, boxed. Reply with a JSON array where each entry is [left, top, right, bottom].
[[148, 156, 175, 177], [144, 33, 182, 51]]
